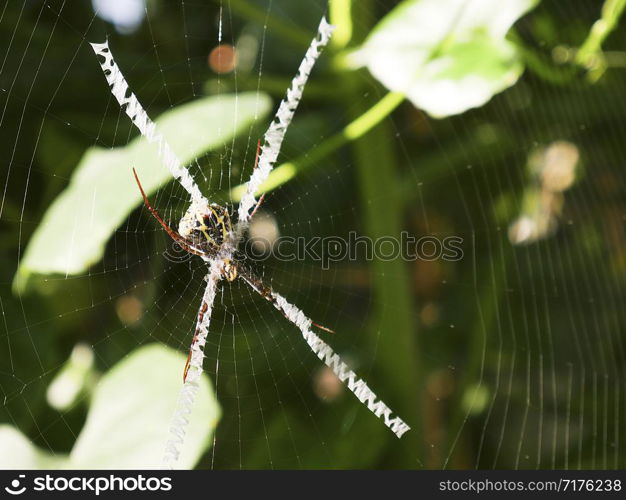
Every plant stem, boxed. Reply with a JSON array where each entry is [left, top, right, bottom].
[[508, 30, 576, 86], [577, 0, 626, 62], [576, 0, 626, 80], [329, 0, 353, 50], [339, 0, 421, 467]]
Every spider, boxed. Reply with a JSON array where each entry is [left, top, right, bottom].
[[131, 142, 333, 383], [90, 16, 409, 465]]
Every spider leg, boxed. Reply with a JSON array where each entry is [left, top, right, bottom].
[[311, 321, 335, 334], [254, 138, 261, 169], [237, 264, 334, 334], [249, 194, 266, 219], [183, 300, 209, 382], [249, 140, 266, 219], [132, 168, 206, 258]]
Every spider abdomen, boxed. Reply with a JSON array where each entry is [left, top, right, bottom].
[[186, 203, 232, 255]]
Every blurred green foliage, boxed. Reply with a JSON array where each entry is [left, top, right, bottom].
[[0, 344, 219, 468], [1, 0, 626, 469]]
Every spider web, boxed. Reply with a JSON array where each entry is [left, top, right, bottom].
[[1, 0, 626, 470]]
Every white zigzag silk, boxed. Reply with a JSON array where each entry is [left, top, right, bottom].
[[162, 261, 221, 467], [236, 17, 335, 229], [272, 293, 410, 438], [89, 40, 209, 209]]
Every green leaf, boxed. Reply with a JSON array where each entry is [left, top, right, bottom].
[[0, 425, 68, 469], [352, 0, 538, 118], [14, 92, 271, 293], [0, 344, 220, 469], [69, 343, 219, 468]]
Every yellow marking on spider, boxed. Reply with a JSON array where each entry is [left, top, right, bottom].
[[210, 205, 231, 242], [194, 206, 232, 249], [195, 211, 217, 248], [223, 258, 237, 281]]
